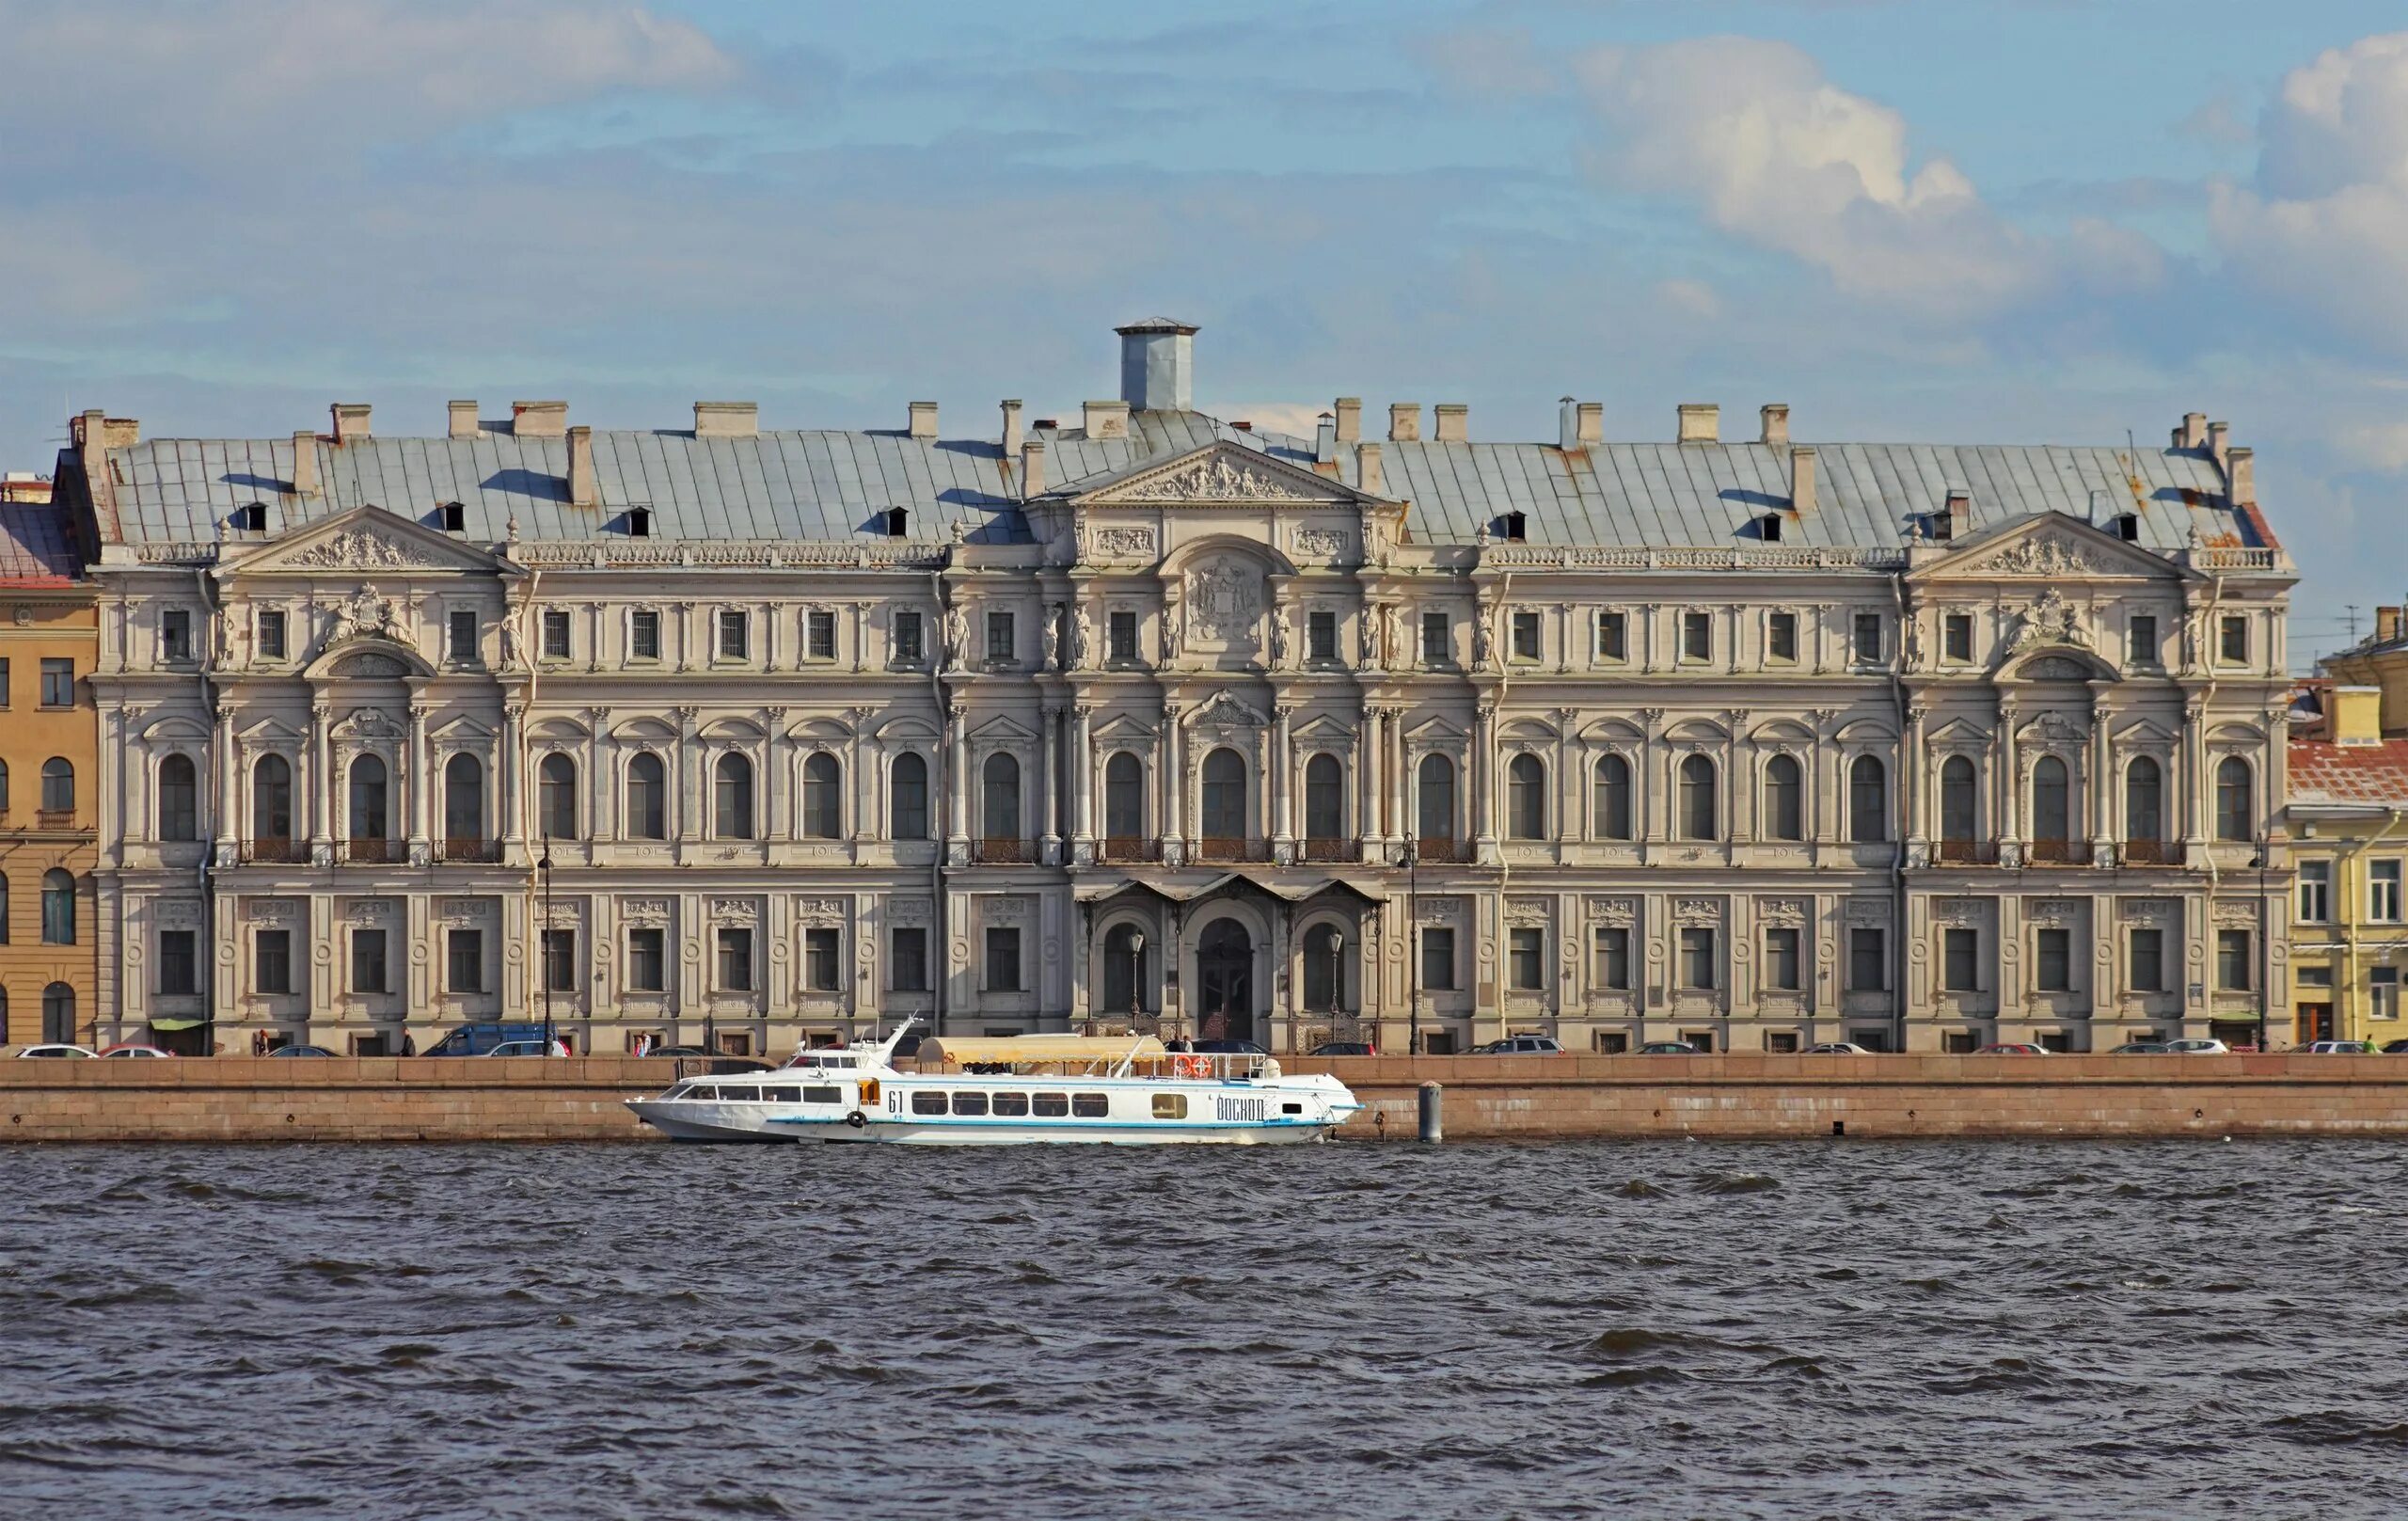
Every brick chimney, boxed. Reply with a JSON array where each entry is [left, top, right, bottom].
[[292, 432, 319, 496], [1789, 446, 1816, 515], [1333, 397, 1361, 444], [908, 401, 938, 440], [2207, 420, 2230, 469], [1357, 441, 1383, 497], [567, 425, 595, 507], [2378, 607, 2402, 645], [1021, 439, 1047, 499], [1001, 400, 1022, 458], [1388, 403, 1420, 442], [449, 400, 479, 439], [1083, 400, 1130, 440], [2333, 686, 2383, 745], [513, 401, 567, 437], [2177, 411, 2207, 450], [1760, 404, 1789, 447], [2226, 446, 2255, 504], [331, 403, 371, 443], [1434, 404, 1467, 442], [694, 402, 757, 438], [1678, 404, 1719, 444]]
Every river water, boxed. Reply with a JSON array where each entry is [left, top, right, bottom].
[[2, 1139, 2404, 1519]]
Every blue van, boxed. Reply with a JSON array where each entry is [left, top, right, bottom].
[[424, 1022, 556, 1057]]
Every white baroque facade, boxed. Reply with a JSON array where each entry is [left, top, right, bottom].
[[55, 324, 2295, 1054]]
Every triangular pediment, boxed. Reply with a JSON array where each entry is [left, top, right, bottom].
[[1092, 711, 1160, 741], [1913, 515, 2193, 584], [232, 505, 512, 577], [1064, 441, 1373, 508], [1184, 689, 1268, 730]]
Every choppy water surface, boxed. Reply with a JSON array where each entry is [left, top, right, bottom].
[[4, 1140, 2407, 1519]]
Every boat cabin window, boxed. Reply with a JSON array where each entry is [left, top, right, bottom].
[[1032, 1092, 1069, 1117], [951, 1092, 990, 1117], [685, 1085, 718, 1101], [720, 1087, 756, 1101], [1151, 1094, 1188, 1120], [911, 1091, 948, 1116], [1071, 1093, 1109, 1118], [763, 1086, 800, 1102], [990, 1091, 1029, 1117], [800, 1085, 838, 1104], [1282, 1102, 1303, 1115]]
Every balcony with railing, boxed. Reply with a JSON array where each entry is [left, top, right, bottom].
[[337, 837, 402, 864], [435, 836, 504, 864], [971, 837, 1036, 865], [239, 837, 309, 864], [1932, 839, 1998, 866], [1415, 837, 1475, 864], [2026, 839, 2093, 866], [1196, 836, 1272, 863], [1098, 836, 1160, 863], [2121, 839, 2186, 867], [1301, 837, 1354, 863]]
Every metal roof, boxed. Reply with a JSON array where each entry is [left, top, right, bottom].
[[0, 496, 83, 584]]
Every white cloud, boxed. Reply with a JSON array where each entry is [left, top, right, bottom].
[[1655, 277, 1720, 319], [2338, 420, 2408, 473]]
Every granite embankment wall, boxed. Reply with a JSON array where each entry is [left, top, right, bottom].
[[7, 1054, 2408, 1142]]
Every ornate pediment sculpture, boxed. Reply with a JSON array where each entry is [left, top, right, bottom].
[[2004, 588, 2091, 656]]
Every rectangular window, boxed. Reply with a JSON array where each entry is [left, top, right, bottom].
[[1109, 610, 1138, 661], [1848, 927, 1886, 991], [630, 610, 661, 660], [256, 610, 288, 661], [891, 927, 928, 992], [1942, 927, 1978, 991], [807, 610, 836, 660], [2297, 965, 2334, 989], [2130, 614, 2158, 665], [2299, 861, 2332, 923], [2373, 967, 2400, 1022], [158, 930, 197, 995], [1511, 610, 1541, 662], [627, 927, 665, 991], [1853, 612, 1883, 663], [1765, 927, 1802, 991], [985, 927, 1022, 991], [447, 929, 483, 993], [1421, 611, 1450, 664], [255, 929, 292, 995], [2216, 928, 2252, 990], [1681, 610, 1711, 663], [893, 610, 923, 662], [2218, 613, 2247, 665], [351, 928, 388, 995], [1943, 613, 1972, 663], [717, 927, 754, 991], [2372, 861, 2403, 923], [1420, 927, 1456, 990], [448, 608, 477, 663], [2130, 927, 2165, 993], [39, 658, 72, 708], [1595, 610, 1627, 661], [1592, 927, 1630, 990], [162, 609, 192, 661], [1679, 927, 1717, 990], [805, 927, 841, 991], [1766, 611, 1797, 663], [718, 609, 750, 660], [986, 610, 1014, 663], [1508, 927, 1544, 990], [1307, 610, 1337, 661], [0, 656, 8, 705], [2036, 927, 2071, 992], [540, 609, 570, 660], [542, 929, 575, 993]]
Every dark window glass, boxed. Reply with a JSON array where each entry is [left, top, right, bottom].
[[543, 929, 575, 992], [1593, 927, 1630, 990], [158, 930, 196, 995], [717, 927, 754, 990], [2130, 927, 2164, 992], [448, 609, 477, 663], [1942, 928, 1978, 991], [1102, 923, 1148, 1014], [1767, 611, 1798, 662], [1941, 757, 1978, 843], [1417, 754, 1455, 843], [890, 927, 927, 992], [627, 927, 665, 991], [985, 927, 1022, 991], [1682, 611, 1711, 662], [2129, 615, 2157, 665], [40, 658, 72, 706], [2215, 757, 2253, 842], [1031, 1092, 1069, 1117], [1679, 927, 1716, 990], [806, 927, 841, 991], [952, 1091, 990, 1117], [1104, 753, 1145, 840], [2218, 928, 2251, 990], [990, 1091, 1029, 1117], [891, 753, 929, 840], [1848, 755, 1887, 843], [1201, 749, 1246, 840], [1593, 754, 1631, 839], [448, 929, 483, 992], [1507, 754, 1545, 840], [1109, 610, 1138, 661], [982, 753, 1021, 840], [41, 756, 74, 815], [1943, 613, 1972, 662], [539, 753, 577, 840], [2036, 928, 2070, 991], [1421, 611, 1449, 664], [911, 1090, 949, 1116], [161, 609, 191, 661], [443, 753, 483, 844], [626, 753, 667, 839], [1596, 610, 1626, 660], [2219, 614, 2247, 664], [714, 753, 754, 839], [718, 610, 750, 659], [629, 610, 661, 659], [352, 928, 388, 994], [1848, 927, 1885, 991], [1071, 1093, 1109, 1118], [1853, 612, 1882, 662], [1420, 927, 1455, 990], [256, 928, 291, 994], [1765, 754, 1803, 841], [1765, 927, 1801, 990], [1303, 924, 1341, 1010], [348, 754, 387, 841], [40, 869, 73, 944], [1509, 927, 1544, 990], [801, 753, 842, 839], [157, 754, 198, 841], [893, 610, 923, 661], [1511, 610, 1541, 661], [1678, 754, 1717, 840], [2031, 756, 2070, 845], [1307, 610, 1337, 660], [250, 754, 290, 839], [1304, 754, 1344, 842], [541, 609, 570, 660], [985, 610, 1013, 662], [807, 610, 836, 659]]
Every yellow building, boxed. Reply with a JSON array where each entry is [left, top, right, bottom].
[[0, 476, 101, 1048], [2285, 683, 2408, 1046]]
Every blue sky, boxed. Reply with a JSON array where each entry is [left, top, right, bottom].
[[5, 0, 2407, 664]]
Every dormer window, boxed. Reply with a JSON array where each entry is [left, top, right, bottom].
[[2113, 514, 2139, 542], [438, 501, 466, 533], [626, 507, 652, 538], [234, 501, 267, 532], [1929, 512, 1954, 543], [1759, 513, 1782, 543], [1497, 511, 1527, 542], [882, 507, 910, 538]]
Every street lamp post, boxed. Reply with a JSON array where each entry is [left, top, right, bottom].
[[538, 830, 555, 1054], [1397, 833, 1419, 1055], [1329, 929, 1346, 1034], [1129, 930, 1147, 1029]]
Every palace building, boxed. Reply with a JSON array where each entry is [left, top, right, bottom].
[[51, 321, 2295, 1055]]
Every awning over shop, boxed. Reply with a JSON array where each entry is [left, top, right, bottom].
[[148, 1018, 206, 1032]]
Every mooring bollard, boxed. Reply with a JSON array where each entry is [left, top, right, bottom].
[[1418, 1080, 1443, 1144]]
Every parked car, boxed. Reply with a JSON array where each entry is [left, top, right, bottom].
[[1193, 1039, 1273, 1055], [1474, 1036, 1567, 1055], [481, 1039, 571, 1057], [13, 1044, 94, 1059], [1802, 1042, 1873, 1054], [424, 1022, 559, 1057], [1636, 1040, 1705, 1054], [2110, 1041, 2171, 1054], [2163, 1038, 2230, 1054], [97, 1044, 175, 1058], [268, 1045, 338, 1057], [2300, 1039, 2380, 1054], [1973, 1043, 2052, 1054], [1307, 1041, 1376, 1056], [2384, 1038, 2408, 1054]]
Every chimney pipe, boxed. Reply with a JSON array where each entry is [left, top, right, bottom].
[[1083, 400, 1130, 440], [2379, 607, 2402, 645], [1789, 446, 1816, 515], [1577, 402, 1603, 447], [1334, 397, 1361, 444], [1021, 439, 1047, 499], [1388, 403, 1420, 442], [694, 402, 757, 438], [1434, 404, 1467, 443], [2226, 445, 2255, 504], [1677, 404, 1719, 444], [908, 401, 938, 440], [1115, 317, 1196, 411], [1760, 404, 1789, 448], [331, 403, 371, 444], [2178, 411, 2208, 450], [292, 431, 319, 496], [448, 400, 479, 439], [2207, 420, 2230, 468], [568, 425, 595, 507], [1559, 397, 1580, 452], [1000, 400, 1022, 458], [1316, 413, 1339, 465], [1357, 441, 1383, 497], [512, 401, 567, 437]]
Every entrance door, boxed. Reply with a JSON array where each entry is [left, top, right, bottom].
[[41, 984, 75, 1046], [1196, 919, 1254, 1044], [2296, 1004, 2335, 1044]]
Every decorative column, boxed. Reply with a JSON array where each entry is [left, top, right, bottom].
[[585, 706, 610, 841], [1271, 704, 1294, 863], [1474, 703, 1498, 863], [674, 705, 700, 843], [212, 713, 238, 866], [1160, 701, 1184, 863], [767, 707, 792, 841], [945, 704, 969, 864], [500, 701, 527, 863], [309, 702, 333, 864], [2088, 689, 2115, 863], [1387, 705, 1407, 843], [405, 696, 432, 865], [1904, 702, 1930, 865], [1040, 703, 1064, 865], [1555, 604, 1571, 674], [2181, 697, 2207, 850], [676, 602, 696, 672], [1070, 705, 1095, 864]]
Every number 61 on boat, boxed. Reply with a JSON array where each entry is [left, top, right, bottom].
[[626, 1022, 1362, 1145]]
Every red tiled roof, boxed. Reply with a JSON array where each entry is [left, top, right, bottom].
[[2289, 738, 2408, 808], [0, 498, 82, 585]]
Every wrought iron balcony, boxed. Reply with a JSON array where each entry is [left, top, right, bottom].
[[2121, 838, 2186, 867], [1415, 837, 1475, 864], [1302, 837, 1354, 863], [238, 837, 309, 864], [1196, 836, 1271, 863], [337, 837, 401, 864], [2027, 839, 2093, 866], [970, 837, 1036, 865], [1099, 836, 1160, 863], [435, 836, 504, 864], [1932, 839, 1998, 865]]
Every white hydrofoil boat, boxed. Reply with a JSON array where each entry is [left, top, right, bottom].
[[626, 1022, 1360, 1145]]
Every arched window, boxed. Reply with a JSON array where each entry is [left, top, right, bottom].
[[1848, 754, 1887, 843], [443, 753, 484, 844], [1764, 754, 1803, 841], [157, 754, 198, 841], [0, 873, 8, 944], [2125, 756, 2163, 842], [626, 753, 667, 840], [1417, 754, 1455, 843], [1592, 754, 1631, 840], [1506, 754, 1546, 840], [1101, 922, 1150, 1015], [1304, 754, 1344, 843], [1678, 753, 1718, 840], [0, 758, 8, 813], [538, 753, 578, 840], [1302, 922, 1344, 1011], [349, 754, 388, 842], [41, 756, 74, 815], [890, 753, 929, 840], [41, 867, 75, 945], [2215, 756, 2253, 842], [41, 982, 74, 1045], [801, 753, 843, 840], [982, 753, 1021, 840], [1104, 753, 1145, 842], [714, 753, 755, 839], [251, 753, 292, 842], [2031, 755, 2070, 845], [1941, 757, 1978, 843], [1200, 748, 1246, 841]]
